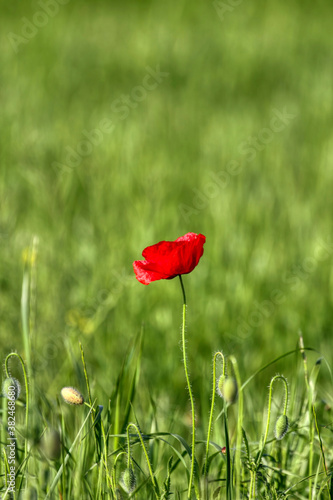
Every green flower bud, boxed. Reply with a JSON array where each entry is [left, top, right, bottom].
[[2, 377, 21, 400], [275, 414, 289, 440], [217, 375, 238, 404], [60, 387, 84, 405], [120, 467, 136, 494], [40, 428, 61, 460]]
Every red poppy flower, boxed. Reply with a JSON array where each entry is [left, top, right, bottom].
[[133, 232, 206, 285]]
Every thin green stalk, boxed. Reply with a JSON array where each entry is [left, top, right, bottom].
[[21, 258, 32, 385], [127, 423, 159, 499], [85, 402, 113, 493], [224, 405, 232, 500], [28, 236, 38, 383], [114, 391, 121, 453], [2, 447, 17, 500], [204, 351, 225, 477], [312, 404, 329, 496], [178, 275, 196, 499], [249, 469, 256, 500], [79, 341, 101, 458], [20, 255, 32, 487], [256, 375, 288, 467], [299, 332, 313, 500], [79, 342, 94, 420], [111, 452, 126, 495], [301, 337, 330, 497], [45, 406, 94, 499], [229, 355, 243, 500]]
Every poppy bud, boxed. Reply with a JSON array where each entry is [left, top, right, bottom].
[[275, 414, 289, 440], [120, 467, 136, 494], [2, 377, 21, 400], [40, 428, 61, 460], [60, 387, 84, 405], [217, 375, 238, 404]]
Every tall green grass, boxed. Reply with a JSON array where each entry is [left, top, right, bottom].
[[1, 0, 333, 497], [1, 255, 333, 498]]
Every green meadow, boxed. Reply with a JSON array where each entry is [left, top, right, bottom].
[[1, 0, 333, 498]]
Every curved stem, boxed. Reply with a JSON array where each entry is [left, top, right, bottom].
[[249, 469, 256, 499], [178, 275, 196, 499], [256, 374, 289, 466], [5, 353, 29, 463], [111, 451, 126, 495], [126, 427, 131, 469], [126, 423, 159, 499], [204, 351, 225, 477], [229, 356, 243, 500]]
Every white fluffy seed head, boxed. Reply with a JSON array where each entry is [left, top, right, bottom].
[[60, 387, 84, 405]]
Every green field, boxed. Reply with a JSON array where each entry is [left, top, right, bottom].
[[1, 0, 333, 498]]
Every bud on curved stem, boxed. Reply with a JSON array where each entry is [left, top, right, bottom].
[[204, 351, 225, 477], [256, 374, 289, 466], [275, 414, 289, 440], [126, 423, 159, 499]]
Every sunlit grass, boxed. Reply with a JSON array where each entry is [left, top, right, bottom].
[[1, 0, 333, 497]]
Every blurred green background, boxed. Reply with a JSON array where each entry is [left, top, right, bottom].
[[1, 0, 332, 427]]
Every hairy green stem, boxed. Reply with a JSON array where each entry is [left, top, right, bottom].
[[229, 355, 243, 499], [126, 423, 159, 499], [299, 333, 313, 500], [204, 351, 225, 477], [256, 374, 288, 467], [179, 275, 196, 498]]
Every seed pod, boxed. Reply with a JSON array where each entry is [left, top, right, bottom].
[[40, 428, 61, 460], [2, 377, 21, 400], [217, 375, 238, 404], [275, 414, 289, 440], [120, 467, 136, 494], [60, 387, 84, 405]]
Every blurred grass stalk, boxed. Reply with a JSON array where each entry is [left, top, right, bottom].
[[20, 236, 38, 484], [21, 259, 31, 379], [21, 236, 39, 380]]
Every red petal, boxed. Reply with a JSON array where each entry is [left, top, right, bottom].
[[133, 260, 170, 285], [133, 233, 206, 284]]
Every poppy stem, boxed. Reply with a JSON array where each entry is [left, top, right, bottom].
[[179, 274, 187, 305], [178, 275, 196, 498]]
